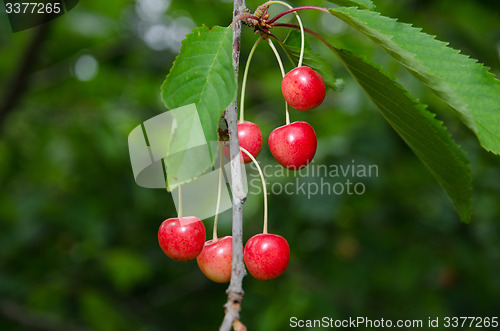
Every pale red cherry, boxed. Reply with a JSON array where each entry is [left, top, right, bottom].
[[158, 217, 206, 262], [196, 236, 232, 283], [268, 121, 317, 170], [282, 66, 326, 111], [238, 121, 263, 163], [224, 121, 263, 164], [243, 234, 290, 281]]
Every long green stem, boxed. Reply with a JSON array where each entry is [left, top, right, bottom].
[[178, 184, 183, 219], [267, 39, 286, 78], [264, 0, 305, 66], [239, 147, 268, 234], [240, 37, 263, 123], [274, 22, 335, 54], [267, 39, 290, 125], [213, 145, 224, 242]]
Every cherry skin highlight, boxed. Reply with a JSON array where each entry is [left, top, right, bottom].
[[281, 66, 326, 111], [158, 217, 206, 262], [244, 234, 290, 281], [196, 236, 233, 283], [268, 121, 317, 170], [223, 121, 263, 164]]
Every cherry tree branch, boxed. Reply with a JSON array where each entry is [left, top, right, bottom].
[[220, 0, 248, 330]]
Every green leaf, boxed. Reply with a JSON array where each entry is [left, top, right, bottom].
[[329, 7, 500, 155], [130, 104, 212, 191], [283, 29, 338, 90], [331, 47, 472, 222], [326, 0, 375, 10], [161, 25, 236, 146]]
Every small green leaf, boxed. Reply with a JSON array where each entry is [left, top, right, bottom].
[[332, 47, 472, 222], [283, 29, 338, 90], [161, 25, 237, 146], [326, 0, 375, 10], [329, 7, 500, 155]]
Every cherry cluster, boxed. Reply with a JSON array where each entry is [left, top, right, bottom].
[[226, 68, 325, 170], [158, 65, 325, 282], [237, 66, 325, 170], [157, 212, 291, 282], [158, 217, 290, 282]]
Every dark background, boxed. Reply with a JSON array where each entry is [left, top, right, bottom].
[[1, 0, 499, 330]]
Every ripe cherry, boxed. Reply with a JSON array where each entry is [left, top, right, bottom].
[[281, 66, 326, 111], [196, 236, 232, 283], [224, 121, 263, 164], [268, 121, 317, 170], [158, 217, 206, 262], [244, 234, 290, 281]]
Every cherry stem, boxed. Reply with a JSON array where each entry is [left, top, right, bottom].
[[240, 37, 263, 123], [268, 33, 299, 69], [267, 39, 290, 125], [239, 147, 268, 235], [229, 14, 260, 28], [178, 184, 183, 219], [267, 5, 329, 24], [264, 1, 305, 67], [212, 144, 224, 242], [273, 22, 334, 54]]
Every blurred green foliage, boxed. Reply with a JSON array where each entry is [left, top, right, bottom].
[[0, 0, 499, 330]]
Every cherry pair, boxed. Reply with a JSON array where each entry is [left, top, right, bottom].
[[197, 233, 290, 282], [157, 217, 232, 281]]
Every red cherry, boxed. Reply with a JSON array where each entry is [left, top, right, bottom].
[[196, 236, 232, 283], [158, 217, 206, 262], [244, 234, 290, 281], [281, 66, 326, 111], [268, 121, 317, 170], [238, 121, 263, 163], [224, 121, 263, 164]]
